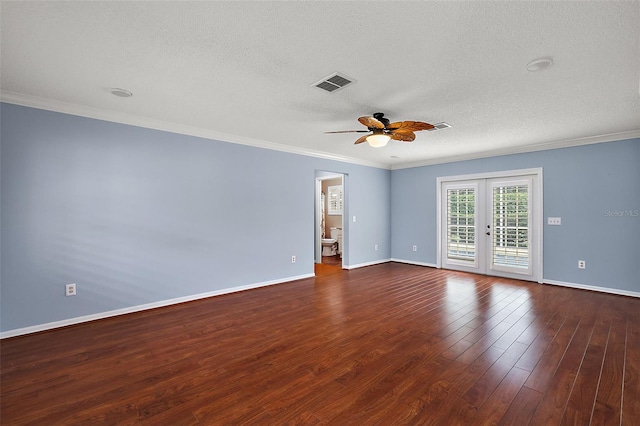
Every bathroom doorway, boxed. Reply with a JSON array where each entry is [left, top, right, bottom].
[[315, 173, 345, 270]]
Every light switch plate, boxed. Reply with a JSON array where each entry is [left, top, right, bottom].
[[548, 217, 562, 225]]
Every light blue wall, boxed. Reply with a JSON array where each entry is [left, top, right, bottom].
[[391, 139, 640, 293], [2, 102, 636, 333], [0, 103, 391, 332]]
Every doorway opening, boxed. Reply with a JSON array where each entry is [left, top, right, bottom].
[[315, 173, 345, 272]]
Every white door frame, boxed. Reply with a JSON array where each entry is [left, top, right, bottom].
[[315, 173, 345, 267], [436, 168, 543, 283], [315, 178, 323, 264]]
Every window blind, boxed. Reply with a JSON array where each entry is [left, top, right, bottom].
[[492, 184, 529, 269], [328, 185, 343, 215], [447, 188, 476, 261]]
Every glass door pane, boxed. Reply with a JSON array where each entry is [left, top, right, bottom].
[[446, 186, 477, 265], [490, 180, 532, 275]]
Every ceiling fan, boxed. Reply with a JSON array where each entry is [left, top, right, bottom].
[[325, 112, 435, 147]]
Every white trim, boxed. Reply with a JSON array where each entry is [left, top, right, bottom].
[[5, 90, 638, 172], [544, 279, 640, 299], [315, 173, 346, 268], [315, 178, 323, 264], [0, 273, 314, 339], [0, 91, 389, 170], [437, 181, 442, 269], [436, 168, 544, 183], [392, 130, 640, 170], [537, 170, 544, 284], [390, 258, 438, 268], [343, 259, 391, 270]]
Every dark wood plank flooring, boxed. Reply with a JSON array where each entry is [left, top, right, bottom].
[[2, 263, 639, 424], [321, 255, 342, 267]]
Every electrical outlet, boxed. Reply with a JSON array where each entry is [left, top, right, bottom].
[[291, 255, 296, 263], [65, 283, 76, 296], [578, 260, 586, 269], [375, 244, 379, 251], [352, 216, 357, 223], [412, 245, 417, 252]]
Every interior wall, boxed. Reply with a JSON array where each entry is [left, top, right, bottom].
[[0, 103, 392, 333], [10, 102, 635, 332], [391, 138, 640, 294]]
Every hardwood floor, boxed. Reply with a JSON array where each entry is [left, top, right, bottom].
[[321, 255, 342, 267], [1, 263, 639, 425]]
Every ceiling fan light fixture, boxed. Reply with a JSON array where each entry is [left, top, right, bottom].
[[366, 133, 390, 147]]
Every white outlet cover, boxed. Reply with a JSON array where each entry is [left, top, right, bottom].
[[547, 217, 562, 225], [65, 283, 76, 296]]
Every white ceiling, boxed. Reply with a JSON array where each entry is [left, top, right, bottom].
[[2, 1, 639, 169]]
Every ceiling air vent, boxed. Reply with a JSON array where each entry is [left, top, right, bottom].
[[427, 122, 451, 131], [312, 73, 354, 93]]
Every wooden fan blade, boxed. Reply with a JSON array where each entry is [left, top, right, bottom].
[[390, 131, 416, 142], [354, 134, 370, 144], [387, 121, 434, 132], [358, 116, 385, 129], [325, 130, 369, 134]]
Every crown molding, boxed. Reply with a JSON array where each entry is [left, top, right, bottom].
[[391, 129, 640, 170], [0, 91, 390, 170], [4, 91, 637, 172]]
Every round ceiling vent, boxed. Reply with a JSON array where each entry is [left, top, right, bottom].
[[526, 57, 553, 72], [110, 88, 133, 98]]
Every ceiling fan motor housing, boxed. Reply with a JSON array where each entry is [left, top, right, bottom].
[[372, 112, 390, 128]]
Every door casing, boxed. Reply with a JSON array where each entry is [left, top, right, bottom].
[[315, 173, 345, 267]]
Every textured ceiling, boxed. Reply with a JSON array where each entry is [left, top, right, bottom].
[[1, 1, 639, 169]]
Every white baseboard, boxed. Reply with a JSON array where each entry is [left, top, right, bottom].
[[390, 258, 439, 268], [0, 273, 314, 339], [388, 264, 640, 298], [344, 258, 392, 270], [543, 279, 640, 298], [6, 272, 635, 339]]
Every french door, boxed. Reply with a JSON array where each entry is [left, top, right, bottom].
[[439, 171, 541, 282]]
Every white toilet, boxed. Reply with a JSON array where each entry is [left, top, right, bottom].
[[321, 227, 342, 256]]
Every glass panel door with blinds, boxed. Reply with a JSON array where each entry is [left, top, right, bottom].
[[440, 175, 539, 281], [442, 181, 484, 272]]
